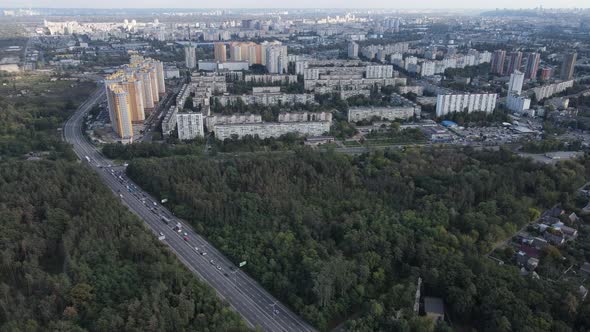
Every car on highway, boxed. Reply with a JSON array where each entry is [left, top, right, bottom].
[[194, 246, 199, 251], [216, 265, 222, 271], [201, 252, 207, 256], [210, 260, 214, 265], [183, 235, 189, 241]]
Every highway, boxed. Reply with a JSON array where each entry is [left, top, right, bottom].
[[64, 89, 316, 332]]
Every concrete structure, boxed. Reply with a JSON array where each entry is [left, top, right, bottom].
[[213, 112, 331, 140], [508, 71, 525, 95], [161, 105, 178, 137], [436, 93, 498, 117], [265, 44, 288, 74], [348, 106, 416, 122], [420, 61, 436, 77], [214, 91, 314, 107], [244, 74, 298, 84], [205, 113, 262, 130], [366, 65, 394, 79], [295, 61, 308, 75], [348, 41, 359, 58], [198, 60, 249, 72], [104, 55, 165, 140], [525, 53, 540, 80], [399, 86, 424, 96], [214, 43, 227, 63], [106, 85, 134, 141], [176, 112, 205, 140], [184, 44, 196, 69], [506, 51, 523, 74], [507, 93, 531, 113], [560, 52, 577, 81], [303, 68, 320, 80], [531, 80, 574, 100], [165, 66, 180, 79], [304, 77, 405, 93], [540, 67, 553, 81], [491, 50, 506, 75]]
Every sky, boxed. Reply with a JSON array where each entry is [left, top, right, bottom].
[[3, 0, 590, 9]]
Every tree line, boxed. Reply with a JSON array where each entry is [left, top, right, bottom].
[[126, 147, 590, 331]]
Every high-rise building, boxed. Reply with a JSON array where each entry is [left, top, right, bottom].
[[105, 55, 166, 140], [560, 52, 577, 80], [230, 44, 242, 61], [106, 86, 134, 141], [119, 78, 145, 122], [508, 70, 525, 95], [214, 43, 227, 63], [265, 45, 288, 74], [506, 51, 522, 74], [490, 50, 506, 75], [155, 60, 165, 94], [348, 42, 359, 58], [540, 67, 553, 81], [184, 44, 197, 69], [525, 52, 540, 80]]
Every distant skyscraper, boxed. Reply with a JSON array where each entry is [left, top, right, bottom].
[[184, 44, 196, 69], [508, 70, 525, 95], [525, 52, 540, 80], [348, 41, 359, 58], [490, 50, 506, 75], [506, 51, 522, 74], [560, 52, 577, 80], [214, 43, 227, 63]]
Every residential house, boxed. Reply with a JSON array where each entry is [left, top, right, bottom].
[[543, 229, 565, 246]]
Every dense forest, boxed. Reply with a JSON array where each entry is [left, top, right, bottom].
[[127, 148, 590, 331], [0, 74, 248, 331], [0, 76, 94, 158]]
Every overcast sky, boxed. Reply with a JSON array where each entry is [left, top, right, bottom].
[[4, 0, 589, 9]]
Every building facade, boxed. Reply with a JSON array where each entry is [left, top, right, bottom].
[[435, 93, 498, 117], [176, 112, 205, 140], [348, 106, 416, 122]]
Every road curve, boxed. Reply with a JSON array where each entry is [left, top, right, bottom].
[[64, 89, 316, 332]]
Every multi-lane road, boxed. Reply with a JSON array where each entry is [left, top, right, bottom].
[[64, 89, 316, 332]]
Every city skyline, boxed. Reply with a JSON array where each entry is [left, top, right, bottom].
[[2, 0, 590, 10]]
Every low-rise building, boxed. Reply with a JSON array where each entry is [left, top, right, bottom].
[[213, 112, 332, 140], [205, 113, 262, 130], [348, 106, 416, 122], [244, 74, 298, 84], [507, 93, 531, 113], [531, 80, 574, 100]]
